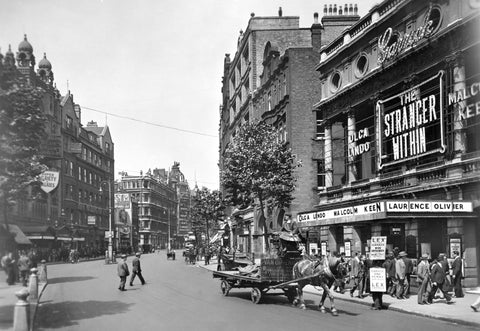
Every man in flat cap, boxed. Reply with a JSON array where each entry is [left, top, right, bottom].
[[117, 254, 129, 291], [130, 252, 146, 286]]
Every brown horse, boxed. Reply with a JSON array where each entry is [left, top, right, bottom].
[[292, 256, 347, 316]]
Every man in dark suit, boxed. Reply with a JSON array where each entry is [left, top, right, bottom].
[[451, 251, 464, 298], [130, 252, 146, 286], [117, 254, 130, 291], [427, 254, 453, 304]]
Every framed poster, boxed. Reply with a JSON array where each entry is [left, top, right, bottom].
[[370, 236, 387, 260], [345, 241, 351, 257], [321, 242, 327, 257], [309, 243, 318, 256], [449, 238, 462, 258]]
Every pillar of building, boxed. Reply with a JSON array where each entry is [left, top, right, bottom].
[[324, 121, 333, 187], [448, 52, 467, 155]]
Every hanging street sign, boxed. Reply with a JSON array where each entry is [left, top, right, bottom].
[[39, 171, 60, 193]]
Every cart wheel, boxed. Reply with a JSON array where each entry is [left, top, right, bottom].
[[220, 280, 231, 296], [251, 287, 262, 304]]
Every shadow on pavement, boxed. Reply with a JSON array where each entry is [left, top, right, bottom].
[[34, 300, 133, 329], [0, 303, 14, 327], [47, 276, 95, 284]]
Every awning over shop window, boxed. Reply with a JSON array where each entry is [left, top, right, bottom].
[[1, 224, 32, 245]]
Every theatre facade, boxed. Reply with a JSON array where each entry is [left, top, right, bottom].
[[296, 0, 480, 287]]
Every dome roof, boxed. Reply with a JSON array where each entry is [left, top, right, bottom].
[[38, 53, 52, 69], [6, 44, 14, 56], [18, 34, 33, 53]]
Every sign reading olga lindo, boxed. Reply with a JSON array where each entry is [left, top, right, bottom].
[[377, 71, 445, 169]]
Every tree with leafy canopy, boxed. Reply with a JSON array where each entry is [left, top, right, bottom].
[[191, 187, 225, 246], [0, 68, 48, 231], [221, 122, 300, 249]]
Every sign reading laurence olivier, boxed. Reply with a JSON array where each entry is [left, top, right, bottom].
[[377, 71, 445, 169]]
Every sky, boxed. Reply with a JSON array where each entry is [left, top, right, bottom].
[[1, 0, 378, 190]]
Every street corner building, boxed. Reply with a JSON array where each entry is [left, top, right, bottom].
[[295, 0, 480, 287], [0, 35, 115, 258]]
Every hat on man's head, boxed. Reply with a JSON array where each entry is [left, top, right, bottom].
[[398, 251, 407, 257], [421, 254, 429, 259], [121, 254, 127, 258], [135, 252, 141, 257]]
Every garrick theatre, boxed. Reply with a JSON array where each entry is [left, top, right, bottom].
[[296, 0, 480, 287]]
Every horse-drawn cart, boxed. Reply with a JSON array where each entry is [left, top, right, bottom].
[[212, 256, 302, 304]]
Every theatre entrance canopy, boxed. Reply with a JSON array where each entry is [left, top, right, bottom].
[[296, 200, 474, 228]]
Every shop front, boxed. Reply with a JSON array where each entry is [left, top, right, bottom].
[[297, 199, 478, 286]]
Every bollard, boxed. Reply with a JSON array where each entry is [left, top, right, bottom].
[[38, 260, 47, 283], [28, 268, 38, 301], [13, 288, 30, 331]]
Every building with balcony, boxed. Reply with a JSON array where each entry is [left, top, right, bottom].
[[117, 168, 178, 251], [0, 36, 115, 258], [168, 162, 192, 241], [296, 0, 480, 287]]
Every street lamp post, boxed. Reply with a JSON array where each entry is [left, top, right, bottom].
[[100, 180, 113, 264]]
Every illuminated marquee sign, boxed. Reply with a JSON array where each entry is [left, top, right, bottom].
[[377, 71, 445, 169]]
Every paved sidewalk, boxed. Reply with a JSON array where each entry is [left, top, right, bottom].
[[198, 261, 480, 328], [0, 271, 47, 331]]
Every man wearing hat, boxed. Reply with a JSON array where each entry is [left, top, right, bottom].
[[416, 254, 430, 304], [117, 254, 130, 291], [451, 251, 464, 298], [395, 251, 408, 299], [427, 254, 453, 304], [130, 252, 146, 286]]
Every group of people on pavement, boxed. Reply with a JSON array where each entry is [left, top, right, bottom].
[[1, 250, 37, 286], [117, 252, 146, 291], [339, 248, 480, 311]]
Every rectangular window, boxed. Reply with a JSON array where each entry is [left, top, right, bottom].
[[317, 160, 326, 188], [66, 116, 73, 129], [316, 111, 325, 139]]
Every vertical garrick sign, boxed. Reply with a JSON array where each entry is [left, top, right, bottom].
[[377, 71, 446, 169]]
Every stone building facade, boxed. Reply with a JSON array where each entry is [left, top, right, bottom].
[[297, 0, 480, 287], [0, 35, 114, 257]]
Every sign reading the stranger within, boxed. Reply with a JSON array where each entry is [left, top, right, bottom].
[[39, 170, 60, 193], [370, 268, 387, 292], [377, 71, 445, 169], [370, 236, 387, 260]]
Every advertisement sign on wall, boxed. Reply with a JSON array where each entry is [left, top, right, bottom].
[[377, 71, 445, 169]]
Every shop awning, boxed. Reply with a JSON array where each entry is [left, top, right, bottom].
[[1, 224, 32, 245]]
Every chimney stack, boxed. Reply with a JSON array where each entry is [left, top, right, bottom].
[[278, 7, 283, 17], [320, 3, 361, 47], [311, 12, 323, 53]]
